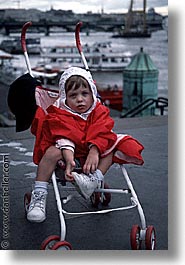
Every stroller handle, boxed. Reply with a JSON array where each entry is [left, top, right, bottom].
[[75, 21, 83, 53], [21, 21, 32, 52], [75, 21, 89, 71], [21, 21, 33, 76]]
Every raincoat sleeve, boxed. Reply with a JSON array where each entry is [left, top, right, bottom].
[[86, 104, 117, 154], [55, 138, 75, 152]]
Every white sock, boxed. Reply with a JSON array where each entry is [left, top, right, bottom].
[[34, 181, 48, 194]]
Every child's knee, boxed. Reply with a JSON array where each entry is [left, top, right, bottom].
[[45, 146, 62, 162]]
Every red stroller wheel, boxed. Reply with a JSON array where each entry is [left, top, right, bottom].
[[40, 235, 60, 250], [90, 182, 111, 207], [24, 192, 31, 215], [90, 191, 100, 207], [145, 226, 156, 250], [51, 241, 72, 250], [102, 183, 111, 206], [130, 225, 141, 250]]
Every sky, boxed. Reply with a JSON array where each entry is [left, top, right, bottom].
[[0, 0, 168, 15]]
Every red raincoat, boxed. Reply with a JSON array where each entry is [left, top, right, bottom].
[[31, 102, 144, 166]]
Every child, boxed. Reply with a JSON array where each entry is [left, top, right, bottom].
[[27, 67, 144, 222]]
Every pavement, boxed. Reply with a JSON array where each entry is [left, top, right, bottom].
[[0, 115, 168, 250]]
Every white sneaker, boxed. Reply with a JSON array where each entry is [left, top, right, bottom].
[[72, 172, 101, 199], [27, 190, 47, 223]]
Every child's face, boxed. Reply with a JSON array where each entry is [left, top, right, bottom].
[[66, 83, 93, 114]]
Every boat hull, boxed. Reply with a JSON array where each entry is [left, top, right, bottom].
[[98, 90, 122, 111]]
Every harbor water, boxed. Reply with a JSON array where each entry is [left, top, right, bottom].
[[0, 30, 168, 115], [0, 28, 168, 99]]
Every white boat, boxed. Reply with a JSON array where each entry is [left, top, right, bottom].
[[0, 37, 40, 54], [31, 42, 132, 111], [38, 42, 132, 72]]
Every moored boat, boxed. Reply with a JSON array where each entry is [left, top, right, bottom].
[[98, 89, 122, 111], [39, 41, 132, 72], [0, 37, 40, 54], [30, 40, 129, 112], [0, 49, 24, 83], [31, 64, 123, 112]]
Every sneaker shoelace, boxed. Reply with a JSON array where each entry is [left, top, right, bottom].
[[82, 174, 99, 189], [29, 191, 46, 212], [89, 176, 97, 182]]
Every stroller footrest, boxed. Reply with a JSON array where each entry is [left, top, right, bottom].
[[95, 188, 131, 194]]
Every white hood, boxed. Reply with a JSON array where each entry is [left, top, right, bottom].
[[57, 67, 98, 119]]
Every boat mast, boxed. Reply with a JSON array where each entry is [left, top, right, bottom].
[[143, 0, 147, 32], [124, 0, 147, 34], [124, 0, 134, 33]]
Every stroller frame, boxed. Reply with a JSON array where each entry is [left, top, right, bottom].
[[24, 156, 156, 250], [52, 165, 147, 239], [29, 163, 155, 250], [21, 21, 156, 250]]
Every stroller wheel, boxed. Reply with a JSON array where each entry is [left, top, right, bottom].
[[90, 191, 100, 208], [90, 182, 111, 207], [24, 192, 31, 215], [51, 240, 72, 250], [40, 235, 60, 250], [130, 225, 141, 250], [102, 183, 111, 206], [145, 226, 156, 250]]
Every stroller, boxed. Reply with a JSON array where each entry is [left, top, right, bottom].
[[9, 22, 156, 250]]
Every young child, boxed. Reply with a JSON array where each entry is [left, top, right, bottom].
[[27, 67, 144, 222]]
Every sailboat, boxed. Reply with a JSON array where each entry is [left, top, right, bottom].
[[113, 0, 151, 38]]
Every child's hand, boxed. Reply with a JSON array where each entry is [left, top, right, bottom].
[[62, 149, 75, 181], [83, 145, 99, 175], [65, 160, 75, 181]]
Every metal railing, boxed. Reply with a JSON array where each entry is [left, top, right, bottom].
[[120, 97, 168, 118]]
